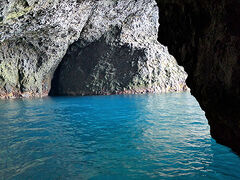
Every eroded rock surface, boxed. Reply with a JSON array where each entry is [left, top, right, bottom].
[[50, 2, 187, 96], [0, 0, 187, 98], [156, 0, 240, 154], [0, 0, 93, 98]]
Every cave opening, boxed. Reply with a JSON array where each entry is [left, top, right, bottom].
[[49, 26, 188, 97], [1, 0, 240, 178]]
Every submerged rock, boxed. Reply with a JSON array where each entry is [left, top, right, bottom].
[[0, 0, 187, 98]]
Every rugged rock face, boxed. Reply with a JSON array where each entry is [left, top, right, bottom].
[[0, 0, 93, 98], [50, 4, 187, 96], [156, 0, 240, 154], [0, 0, 187, 98]]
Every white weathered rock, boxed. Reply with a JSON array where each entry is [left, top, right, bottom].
[[0, 0, 187, 98]]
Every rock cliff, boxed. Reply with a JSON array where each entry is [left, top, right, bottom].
[[0, 0, 187, 98], [50, 2, 187, 96], [156, 0, 240, 154]]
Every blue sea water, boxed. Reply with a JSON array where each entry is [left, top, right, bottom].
[[0, 92, 240, 180]]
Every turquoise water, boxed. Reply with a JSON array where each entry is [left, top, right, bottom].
[[0, 92, 240, 180]]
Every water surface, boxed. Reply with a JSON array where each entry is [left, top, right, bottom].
[[0, 92, 240, 179]]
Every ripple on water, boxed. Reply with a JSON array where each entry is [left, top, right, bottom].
[[0, 92, 240, 180]]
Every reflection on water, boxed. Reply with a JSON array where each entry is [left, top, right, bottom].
[[0, 92, 240, 180]]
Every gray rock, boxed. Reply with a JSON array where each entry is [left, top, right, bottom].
[[0, 0, 187, 98], [50, 2, 187, 95]]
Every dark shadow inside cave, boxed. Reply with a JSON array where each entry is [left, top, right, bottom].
[[49, 26, 188, 97], [49, 34, 145, 96], [156, 0, 240, 155]]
